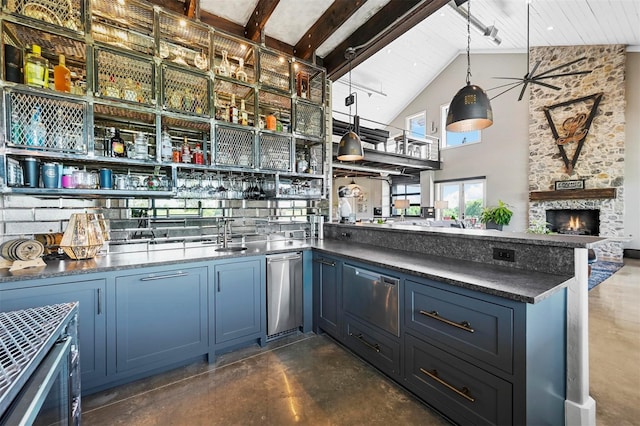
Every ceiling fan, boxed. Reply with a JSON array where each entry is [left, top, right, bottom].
[[488, 2, 593, 101]]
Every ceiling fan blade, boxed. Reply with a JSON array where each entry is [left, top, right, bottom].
[[517, 81, 530, 101], [490, 82, 524, 100], [492, 77, 527, 81], [535, 57, 588, 78], [534, 70, 593, 80], [528, 61, 541, 78], [529, 80, 562, 91], [487, 81, 526, 91]]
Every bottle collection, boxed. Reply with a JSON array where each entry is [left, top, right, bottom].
[[15, 43, 85, 95]]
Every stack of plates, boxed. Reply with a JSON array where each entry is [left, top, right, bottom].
[[0, 238, 45, 261]]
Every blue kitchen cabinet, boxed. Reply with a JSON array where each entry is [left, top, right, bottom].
[[0, 276, 107, 391], [312, 253, 342, 340], [113, 265, 209, 375], [214, 257, 264, 349]]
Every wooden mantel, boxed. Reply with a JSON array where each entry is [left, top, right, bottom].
[[529, 188, 617, 201]]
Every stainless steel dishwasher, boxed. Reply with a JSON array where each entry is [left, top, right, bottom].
[[266, 252, 303, 340]]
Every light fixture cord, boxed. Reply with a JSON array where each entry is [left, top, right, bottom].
[[466, 0, 472, 85], [348, 54, 353, 129]]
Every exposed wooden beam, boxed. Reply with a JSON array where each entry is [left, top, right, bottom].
[[147, 0, 183, 14], [323, 0, 450, 80], [244, 0, 280, 42], [294, 0, 367, 61], [184, 0, 198, 19]]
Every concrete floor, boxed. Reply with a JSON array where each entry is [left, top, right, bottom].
[[83, 259, 640, 425]]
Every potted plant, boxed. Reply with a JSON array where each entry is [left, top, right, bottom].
[[480, 200, 513, 231]]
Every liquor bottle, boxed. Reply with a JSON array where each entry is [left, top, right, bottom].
[[240, 100, 248, 126], [218, 50, 231, 77], [54, 54, 71, 93], [229, 94, 238, 124], [26, 106, 46, 147], [193, 143, 204, 165], [181, 136, 191, 163], [160, 126, 173, 162], [110, 128, 126, 158], [122, 78, 138, 102], [236, 58, 248, 82], [24, 44, 49, 88]]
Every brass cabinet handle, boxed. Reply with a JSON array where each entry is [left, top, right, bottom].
[[349, 332, 381, 353], [419, 310, 474, 333], [313, 259, 335, 267], [140, 272, 189, 281], [420, 368, 475, 403]]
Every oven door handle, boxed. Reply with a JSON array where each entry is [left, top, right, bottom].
[[4, 337, 72, 425]]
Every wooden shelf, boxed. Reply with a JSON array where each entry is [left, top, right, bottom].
[[529, 188, 616, 201]]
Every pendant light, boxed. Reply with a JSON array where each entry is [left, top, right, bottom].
[[446, 0, 493, 132], [337, 47, 364, 161]]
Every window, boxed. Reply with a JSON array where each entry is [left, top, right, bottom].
[[406, 111, 426, 138], [435, 178, 485, 226], [440, 104, 481, 148], [391, 182, 421, 216]]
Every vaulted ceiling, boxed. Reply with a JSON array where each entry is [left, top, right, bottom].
[[149, 0, 640, 126]]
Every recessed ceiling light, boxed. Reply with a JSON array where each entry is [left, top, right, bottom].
[[547, 25, 554, 31], [387, 48, 391, 54], [413, 62, 417, 67]]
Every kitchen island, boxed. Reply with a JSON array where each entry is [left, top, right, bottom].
[[0, 223, 603, 425]]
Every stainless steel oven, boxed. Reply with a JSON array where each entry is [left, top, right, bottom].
[[0, 302, 80, 426]]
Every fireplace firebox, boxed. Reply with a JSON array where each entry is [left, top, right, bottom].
[[546, 209, 600, 235]]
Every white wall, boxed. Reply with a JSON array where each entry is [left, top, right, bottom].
[[624, 52, 640, 250], [389, 53, 530, 231]]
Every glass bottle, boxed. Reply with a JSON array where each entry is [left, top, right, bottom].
[[26, 106, 46, 147], [160, 126, 173, 162], [110, 128, 126, 158], [236, 58, 248, 82], [240, 99, 248, 126], [133, 131, 148, 160], [229, 94, 239, 124], [219, 50, 231, 77], [105, 74, 120, 99], [122, 78, 138, 102], [181, 136, 191, 163], [54, 54, 71, 93], [10, 110, 23, 145], [103, 127, 114, 157], [193, 143, 204, 165], [24, 44, 49, 88]]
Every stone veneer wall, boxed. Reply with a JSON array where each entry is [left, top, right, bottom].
[[529, 45, 626, 261]]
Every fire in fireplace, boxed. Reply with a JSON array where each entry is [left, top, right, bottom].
[[546, 209, 600, 235]]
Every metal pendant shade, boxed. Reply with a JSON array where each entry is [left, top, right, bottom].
[[446, 83, 493, 132], [337, 47, 364, 161], [446, 0, 493, 132], [337, 131, 364, 161]]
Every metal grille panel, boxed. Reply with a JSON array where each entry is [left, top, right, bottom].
[[214, 33, 256, 84], [8, 90, 86, 152], [259, 133, 291, 171], [294, 101, 323, 138], [215, 125, 254, 167], [95, 48, 154, 105], [94, 103, 154, 124], [6, 0, 83, 30], [259, 50, 290, 92], [91, 0, 153, 35], [159, 11, 210, 49], [163, 66, 209, 116], [294, 63, 325, 104], [4, 22, 86, 63], [0, 303, 76, 410], [92, 22, 154, 55]]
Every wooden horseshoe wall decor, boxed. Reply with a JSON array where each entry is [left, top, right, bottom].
[[542, 93, 603, 174]]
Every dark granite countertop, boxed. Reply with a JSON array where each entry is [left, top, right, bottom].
[[0, 239, 313, 284], [1, 235, 573, 304], [314, 239, 572, 304]]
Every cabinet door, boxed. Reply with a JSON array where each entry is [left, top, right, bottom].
[[114, 266, 208, 373], [214, 258, 263, 344], [0, 279, 107, 390], [312, 254, 341, 339]]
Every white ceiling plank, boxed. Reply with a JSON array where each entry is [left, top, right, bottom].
[[264, 0, 333, 46], [200, 0, 259, 26]]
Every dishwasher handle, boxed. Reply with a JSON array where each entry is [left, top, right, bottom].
[[267, 253, 302, 263]]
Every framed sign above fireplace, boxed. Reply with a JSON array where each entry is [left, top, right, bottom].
[[555, 179, 585, 190]]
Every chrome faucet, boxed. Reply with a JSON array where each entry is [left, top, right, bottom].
[[219, 219, 233, 248]]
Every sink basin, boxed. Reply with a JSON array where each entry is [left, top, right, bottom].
[[215, 246, 248, 252]]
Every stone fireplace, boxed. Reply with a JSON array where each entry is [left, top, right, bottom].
[[546, 209, 599, 236], [528, 45, 626, 261]]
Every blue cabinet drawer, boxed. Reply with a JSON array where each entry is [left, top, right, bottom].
[[343, 314, 401, 380], [405, 333, 512, 426], [405, 279, 513, 373]]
